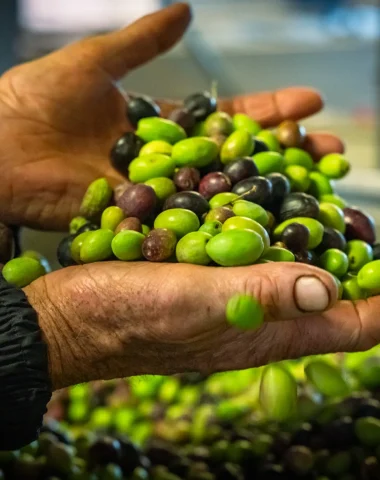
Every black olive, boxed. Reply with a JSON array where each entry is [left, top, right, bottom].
[[184, 92, 217, 121], [199, 157, 224, 176], [321, 416, 356, 449], [265, 173, 291, 213], [117, 436, 142, 475], [291, 423, 318, 448], [75, 223, 99, 235], [316, 227, 347, 254], [281, 223, 310, 253], [372, 243, 380, 260], [126, 96, 160, 127], [353, 398, 380, 419], [87, 436, 122, 468], [279, 192, 320, 222], [164, 191, 209, 218], [56, 235, 76, 267], [145, 444, 181, 467], [223, 158, 259, 185], [252, 138, 270, 155], [232, 176, 272, 206], [110, 132, 144, 177]]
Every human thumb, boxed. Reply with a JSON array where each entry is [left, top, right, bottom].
[[69, 3, 192, 79], [220, 262, 340, 323]]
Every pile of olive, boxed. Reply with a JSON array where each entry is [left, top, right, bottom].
[[3, 89, 380, 304], [3, 90, 380, 479], [2, 349, 380, 480]]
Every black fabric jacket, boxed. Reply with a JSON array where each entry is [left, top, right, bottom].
[[0, 274, 51, 451]]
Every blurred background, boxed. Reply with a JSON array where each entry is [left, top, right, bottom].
[[0, 0, 379, 268]]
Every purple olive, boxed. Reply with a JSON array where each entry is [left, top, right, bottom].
[[116, 184, 157, 222], [198, 172, 232, 200], [173, 167, 201, 191], [344, 207, 376, 245]]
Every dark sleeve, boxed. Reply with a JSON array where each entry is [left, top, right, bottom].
[[0, 274, 52, 451]]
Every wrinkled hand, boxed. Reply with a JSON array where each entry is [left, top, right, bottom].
[[26, 261, 379, 391], [0, 3, 343, 231]]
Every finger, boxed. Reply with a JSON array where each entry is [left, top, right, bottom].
[[263, 296, 380, 364], [218, 262, 339, 324], [71, 3, 192, 79], [304, 132, 345, 160], [226, 87, 324, 127]]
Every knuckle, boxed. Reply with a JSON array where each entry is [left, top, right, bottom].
[[242, 270, 282, 314]]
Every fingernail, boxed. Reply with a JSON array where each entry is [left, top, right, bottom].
[[294, 276, 330, 312]]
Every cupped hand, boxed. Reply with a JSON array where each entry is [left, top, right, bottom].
[[25, 260, 379, 391], [0, 3, 343, 231]]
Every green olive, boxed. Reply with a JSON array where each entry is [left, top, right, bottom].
[[225, 294, 264, 330], [341, 273, 368, 300], [358, 260, 380, 291], [144, 177, 176, 202], [318, 202, 346, 234], [139, 140, 173, 156], [220, 130, 254, 164], [324, 451, 351, 476], [206, 229, 264, 266], [232, 200, 269, 226], [142, 224, 151, 235], [112, 230, 145, 261], [191, 121, 206, 136], [232, 114, 261, 135], [154, 209, 200, 238], [259, 364, 297, 421], [333, 274, 344, 299], [21, 250, 51, 274], [204, 112, 234, 136], [284, 148, 314, 170], [80, 229, 114, 263], [253, 152, 284, 176], [274, 217, 324, 249], [285, 165, 311, 192], [319, 193, 347, 209], [199, 221, 223, 236], [355, 417, 380, 447], [261, 246, 295, 263], [79, 178, 113, 221], [2, 257, 45, 288], [128, 154, 176, 183], [176, 231, 212, 265], [101, 206, 125, 232], [305, 360, 350, 397], [209, 192, 239, 209], [255, 129, 281, 152], [308, 171, 334, 199], [222, 216, 270, 249], [136, 117, 186, 144], [317, 153, 351, 179], [69, 216, 88, 234], [70, 231, 92, 264], [319, 248, 349, 278], [172, 137, 219, 168], [346, 240, 373, 272]]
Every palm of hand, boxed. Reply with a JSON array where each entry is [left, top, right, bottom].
[[0, 53, 128, 230]]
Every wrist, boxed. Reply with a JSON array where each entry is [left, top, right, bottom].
[[24, 263, 221, 389], [23, 270, 117, 390]]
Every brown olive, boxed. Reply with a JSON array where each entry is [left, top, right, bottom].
[[276, 120, 306, 148]]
